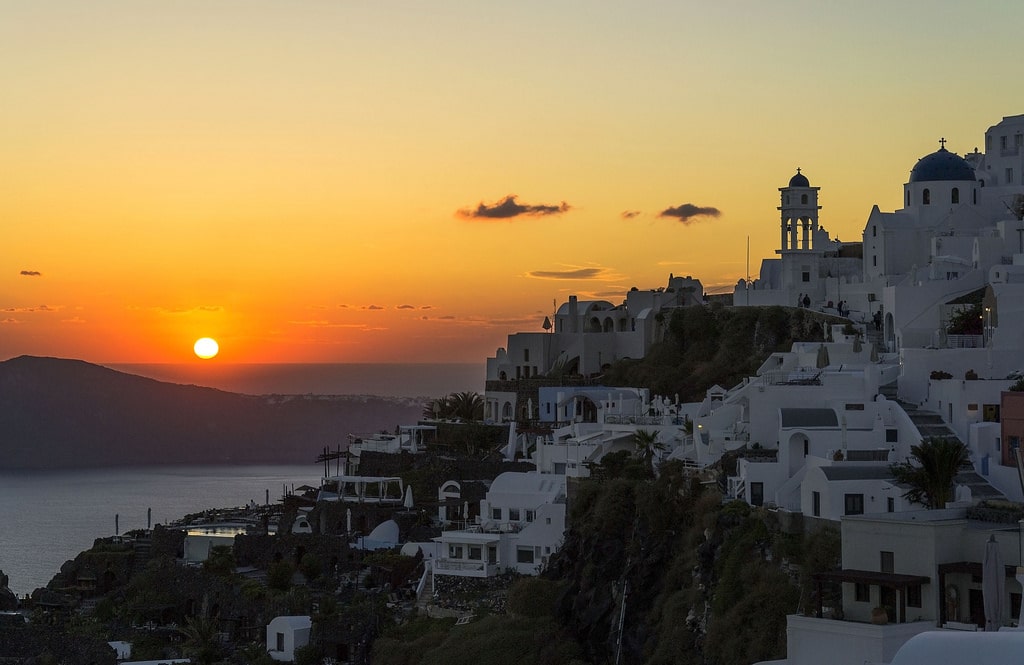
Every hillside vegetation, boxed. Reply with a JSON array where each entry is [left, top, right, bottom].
[[604, 304, 832, 401]]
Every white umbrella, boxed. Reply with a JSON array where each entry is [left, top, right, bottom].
[[983, 534, 1006, 631], [404, 485, 414, 509], [503, 421, 517, 461]]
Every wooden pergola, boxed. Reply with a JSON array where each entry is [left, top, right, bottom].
[[812, 569, 930, 624]]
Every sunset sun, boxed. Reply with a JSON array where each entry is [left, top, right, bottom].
[[193, 337, 219, 359]]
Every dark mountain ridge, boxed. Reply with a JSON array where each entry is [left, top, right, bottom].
[[0, 356, 425, 469]]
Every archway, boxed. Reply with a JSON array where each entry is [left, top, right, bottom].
[[788, 432, 810, 475]]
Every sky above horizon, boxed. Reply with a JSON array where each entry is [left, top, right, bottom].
[[3, 1, 1023, 364]]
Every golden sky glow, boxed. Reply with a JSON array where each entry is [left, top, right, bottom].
[[2, 1, 1022, 363]]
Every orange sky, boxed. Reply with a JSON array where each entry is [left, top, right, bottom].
[[2, 2, 1022, 363]]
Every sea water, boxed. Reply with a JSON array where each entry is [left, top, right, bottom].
[[0, 465, 321, 597]]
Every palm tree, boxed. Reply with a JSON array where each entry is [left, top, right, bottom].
[[423, 394, 453, 420], [423, 391, 484, 421], [449, 391, 485, 421], [631, 429, 665, 467], [890, 437, 970, 509], [179, 613, 222, 664]]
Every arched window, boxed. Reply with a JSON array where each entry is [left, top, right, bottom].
[[973, 189, 978, 204], [906, 190, 910, 207], [951, 187, 959, 204], [800, 194, 808, 205], [872, 225, 876, 238], [922, 188, 930, 205]]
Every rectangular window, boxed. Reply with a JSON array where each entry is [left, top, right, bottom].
[[967, 403, 978, 412], [873, 255, 877, 267], [1001, 135, 1008, 149], [886, 428, 899, 443], [449, 545, 464, 559], [525, 509, 535, 522], [880, 550, 894, 574], [844, 493, 864, 516], [276, 633, 285, 652], [855, 583, 870, 603], [812, 491, 821, 517], [516, 547, 535, 564], [750, 482, 764, 507], [802, 271, 810, 283], [508, 508, 521, 521], [492, 507, 502, 520], [907, 584, 922, 608], [468, 546, 482, 561], [887, 496, 895, 512], [1008, 168, 1015, 185], [845, 403, 865, 411], [546, 517, 552, 525]]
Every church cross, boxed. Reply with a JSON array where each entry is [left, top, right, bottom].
[[939, 137, 946, 149]]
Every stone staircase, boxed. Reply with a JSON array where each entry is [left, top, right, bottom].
[[866, 330, 885, 355], [894, 400, 1007, 502]]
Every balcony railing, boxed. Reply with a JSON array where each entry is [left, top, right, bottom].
[[945, 334, 984, 349], [433, 559, 497, 577]]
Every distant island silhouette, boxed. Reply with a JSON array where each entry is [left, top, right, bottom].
[[0, 356, 426, 469]]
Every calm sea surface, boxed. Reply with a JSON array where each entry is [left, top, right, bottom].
[[0, 465, 321, 597]]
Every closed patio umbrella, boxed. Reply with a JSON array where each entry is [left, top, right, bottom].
[[983, 534, 1005, 631]]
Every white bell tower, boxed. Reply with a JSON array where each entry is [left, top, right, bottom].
[[779, 169, 821, 251]]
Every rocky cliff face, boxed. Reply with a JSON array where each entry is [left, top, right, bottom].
[[0, 356, 425, 468], [547, 460, 807, 665]]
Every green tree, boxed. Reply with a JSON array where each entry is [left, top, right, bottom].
[[890, 438, 970, 509], [267, 560, 295, 592], [203, 545, 236, 578], [631, 428, 665, 470], [180, 614, 223, 665], [424, 391, 485, 421]]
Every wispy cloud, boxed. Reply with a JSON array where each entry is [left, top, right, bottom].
[[364, 305, 384, 311], [288, 320, 386, 331], [61, 316, 86, 324], [153, 305, 222, 315], [527, 266, 619, 281], [658, 203, 721, 224], [20, 270, 42, 277], [2, 304, 58, 313], [397, 304, 415, 310], [620, 210, 641, 219], [1, 318, 22, 324], [457, 194, 571, 220]]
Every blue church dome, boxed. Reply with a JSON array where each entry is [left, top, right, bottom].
[[909, 147, 975, 182], [789, 170, 809, 187]]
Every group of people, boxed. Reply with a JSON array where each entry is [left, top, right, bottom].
[[796, 293, 811, 309]]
